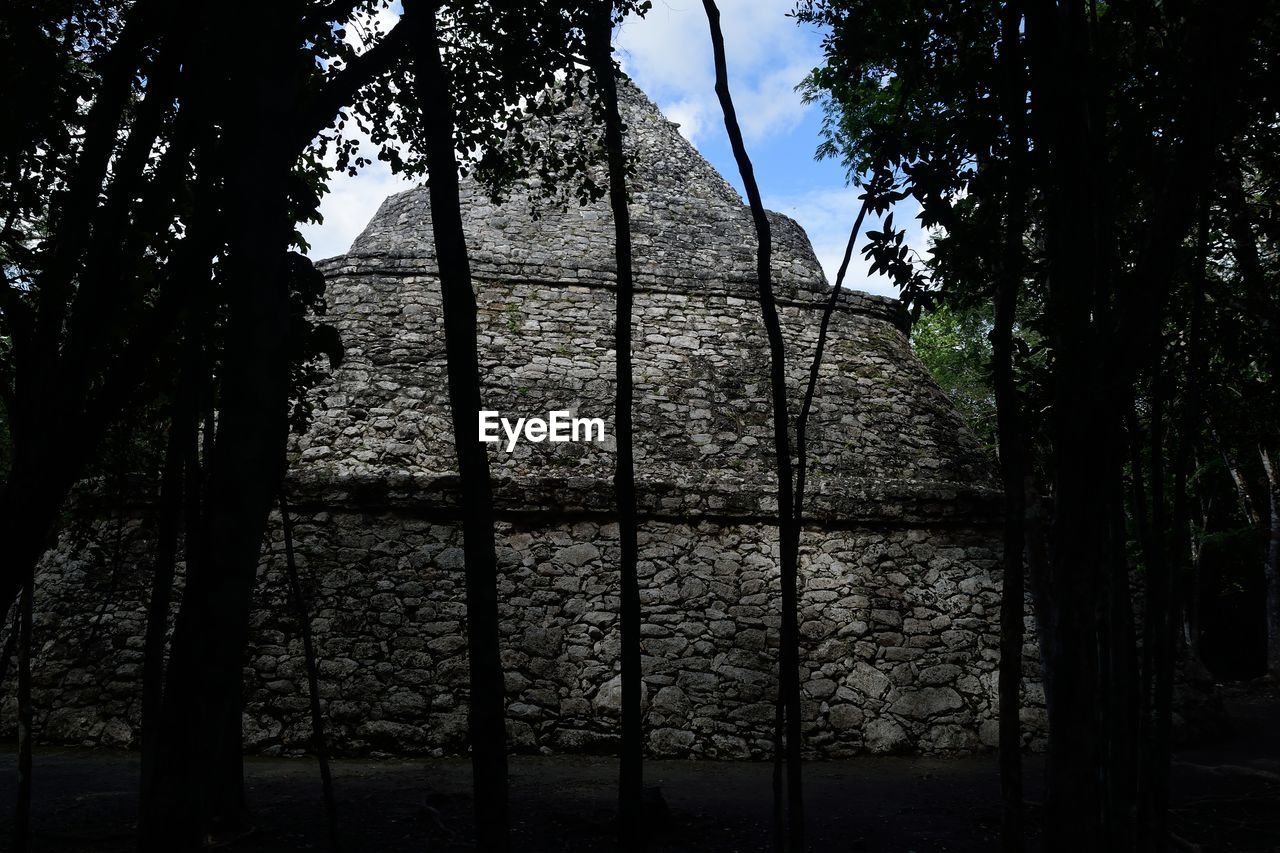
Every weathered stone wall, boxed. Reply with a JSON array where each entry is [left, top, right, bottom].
[[0, 81, 1046, 759], [300, 264, 987, 498], [302, 81, 994, 500], [7, 503, 1043, 759]]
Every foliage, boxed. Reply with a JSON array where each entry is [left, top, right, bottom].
[[798, 0, 1279, 522], [799, 0, 1280, 846], [796, 0, 1005, 320], [335, 1, 650, 213], [910, 303, 995, 450]]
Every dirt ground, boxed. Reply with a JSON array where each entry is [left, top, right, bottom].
[[1, 698, 1276, 852]]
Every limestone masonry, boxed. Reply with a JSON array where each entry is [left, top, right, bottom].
[[10, 83, 1046, 758]]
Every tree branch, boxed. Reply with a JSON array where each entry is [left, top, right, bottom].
[[295, 22, 410, 149]]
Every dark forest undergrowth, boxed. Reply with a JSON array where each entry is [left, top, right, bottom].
[[1, 697, 1276, 853]]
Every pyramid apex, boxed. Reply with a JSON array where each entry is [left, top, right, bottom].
[[341, 78, 832, 298]]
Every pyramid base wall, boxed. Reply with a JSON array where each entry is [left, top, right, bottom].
[[5, 505, 1048, 758]]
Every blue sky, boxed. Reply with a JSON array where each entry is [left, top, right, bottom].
[[300, 0, 923, 298]]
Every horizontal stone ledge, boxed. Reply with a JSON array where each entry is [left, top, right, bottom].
[[62, 471, 1001, 528], [269, 470, 1002, 528], [315, 255, 907, 331]]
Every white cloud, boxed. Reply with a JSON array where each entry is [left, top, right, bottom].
[[302, 3, 415, 262], [661, 97, 709, 145], [769, 187, 939, 299], [611, 1, 919, 298], [616, 0, 817, 145], [300, 160, 417, 262], [304, 1, 845, 272], [735, 58, 816, 141]]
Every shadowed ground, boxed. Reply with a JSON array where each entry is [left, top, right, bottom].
[[0, 696, 1276, 852]]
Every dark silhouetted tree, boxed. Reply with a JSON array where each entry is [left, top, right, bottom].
[[585, 2, 645, 847], [702, 2, 803, 848], [402, 2, 512, 847], [797, 0, 1274, 849]]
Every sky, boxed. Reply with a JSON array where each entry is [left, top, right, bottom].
[[299, 0, 923, 299]]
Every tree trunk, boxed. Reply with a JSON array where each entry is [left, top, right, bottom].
[[404, 3, 509, 849], [994, 4, 1028, 848], [13, 568, 33, 852], [584, 4, 644, 848], [142, 6, 297, 846], [0, 606, 17, 697], [0, 467, 75, 623], [280, 492, 340, 851], [138, 198, 214, 843], [701, 3, 802, 849], [795, 180, 877, 519], [138, 378, 194, 842], [1103, 454, 1139, 851], [0, 0, 170, 620], [1221, 447, 1259, 525], [788, 174, 878, 853], [1187, 482, 1211, 656], [1024, 1, 1107, 847], [1139, 201, 1209, 850], [1262, 447, 1280, 676]]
